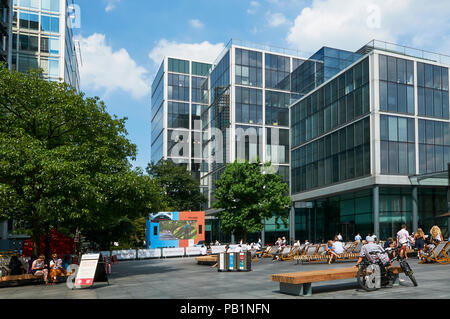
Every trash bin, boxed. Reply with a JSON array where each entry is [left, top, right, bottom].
[[218, 252, 229, 272], [238, 252, 252, 272], [228, 252, 239, 271]]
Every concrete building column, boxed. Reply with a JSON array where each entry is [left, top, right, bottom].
[[373, 186, 380, 237], [231, 232, 235, 244], [289, 206, 295, 244], [412, 186, 418, 233]]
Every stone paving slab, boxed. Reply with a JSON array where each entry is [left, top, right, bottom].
[[0, 257, 448, 299]]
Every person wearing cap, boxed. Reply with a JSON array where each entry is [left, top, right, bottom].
[[354, 236, 388, 267]]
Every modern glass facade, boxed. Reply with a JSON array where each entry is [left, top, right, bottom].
[[150, 56, 211, 197], [11, 0, 80, 90], [291, 44, 450, 242], [150, 40, 450, 244], [0, 0, 12, 66]]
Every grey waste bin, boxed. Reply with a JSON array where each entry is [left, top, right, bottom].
[[238, 252, 252, 272], [218, 252, 229, 272]]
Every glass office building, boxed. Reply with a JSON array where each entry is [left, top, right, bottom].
[[151, 40, 450, 244], [10, 0, 80, 90], [0, 0, 12, 67], [1, 0, 80, 249], [290, 41, 450, 242], [150, 56, 212, 198]]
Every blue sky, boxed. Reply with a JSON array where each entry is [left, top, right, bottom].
[[74, 0, 450, 171]]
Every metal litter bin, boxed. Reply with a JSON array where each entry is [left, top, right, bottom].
[[238, 252, 252, 272]]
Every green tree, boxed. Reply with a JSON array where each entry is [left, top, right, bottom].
[[147, 160, 206, 211], [0, 65, 161, 256], [213, 160, 292, 242]]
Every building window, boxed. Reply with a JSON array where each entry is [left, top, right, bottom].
[[265, 53, 290, 91], [417, 62, 449, 119], [235, 48, 262, 87], [168, 73, 189, 101], [418, 119, 450, 174], [265, 90, 290, 127], [19, 11, 39, 30], [168, 58, 189, 74], [379, 54, 415, 115], [235, 86, 262, 125], [291, 57, 369, 148], [380, 115, 415, 175], [168, 101, 189, 129]]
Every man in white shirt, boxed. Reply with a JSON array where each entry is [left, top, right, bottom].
[[397, 224, 413, 260], [333, 240, 345, 254], [337, 233, 343, 241], [355, 233, 362, 242]]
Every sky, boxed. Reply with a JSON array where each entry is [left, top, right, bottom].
[[74, 0, 450, 171]]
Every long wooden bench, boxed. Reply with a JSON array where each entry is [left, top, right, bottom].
[[271, 266, 403, 296], [0, 273, 73, 288], [195, 255, 218, 265]]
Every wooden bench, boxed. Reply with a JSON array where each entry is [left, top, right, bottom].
[[195, 255, 218, 265], [271, 266, 403, 296], [0, 272, 73, 288]]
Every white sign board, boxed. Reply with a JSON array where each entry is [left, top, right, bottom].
[[74, 254, 100, 288]]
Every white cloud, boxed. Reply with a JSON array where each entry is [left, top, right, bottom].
[[286, 0, 450, 54], [76, 33, 149, 100], [148, 39, 226, 66], [247, 1, 260, 14], [189, 19, 204, 29], [105, 0, 120, 12], [267, 12, 289, 27]]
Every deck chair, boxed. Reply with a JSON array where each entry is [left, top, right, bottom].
[[263, 246, 279, 258], [297, 244, 322, 263], [280, 246, 300, 261], [435, 242, 450, 264], [344, 242, 363, 260], [278, 246, 292, 261], [420, 241, 447, 263], [259, 246, 272, 258]]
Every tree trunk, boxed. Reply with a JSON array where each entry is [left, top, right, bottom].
[[31, 213, 40, 259], [44, 224, 51, 261]]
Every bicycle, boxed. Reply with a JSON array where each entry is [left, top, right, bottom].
[[356, 247, 417, 291]]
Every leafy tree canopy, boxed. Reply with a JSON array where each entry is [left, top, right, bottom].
[[212, 160, 292, 241], [0, 65, 162, 255], [146, 160, 206, 212]]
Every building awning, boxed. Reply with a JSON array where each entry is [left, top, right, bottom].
[[409, 171, 448, 186]]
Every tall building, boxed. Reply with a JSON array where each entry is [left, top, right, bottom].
[[10, 0, 80, 90], [151, 39, 450, 244], [290, 40, 450, 242], [0, 0, 12, 67], [0, 0, 80, 249], [150, 56, 212, 198]]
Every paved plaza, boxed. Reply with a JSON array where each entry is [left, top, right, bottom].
[[0, 257, 449, 299]]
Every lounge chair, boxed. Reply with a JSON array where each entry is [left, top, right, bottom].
[[420, 241, 448, 264], [436, 242, 450, 264]]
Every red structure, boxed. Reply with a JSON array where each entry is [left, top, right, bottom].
[[22, 229, 74, 257]]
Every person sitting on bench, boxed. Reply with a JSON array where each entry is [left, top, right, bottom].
[[49, 253, 66, 283], [31, 255, 49, 285], [8, 256, 25, 276]]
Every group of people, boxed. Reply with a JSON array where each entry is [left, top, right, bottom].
[[7, 253, 67, 285]]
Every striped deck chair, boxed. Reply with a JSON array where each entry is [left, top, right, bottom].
[[263, 246, 279, 258], [300, 244, 329, 264], [436, 242, 450, 264], [345, 242, 363, 260], [259, 246, 272, 258], [280, 246, 301, 261], [278, 246, 293, 261], [420, 241, 448, 264], [296, 244, 319, 263]]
